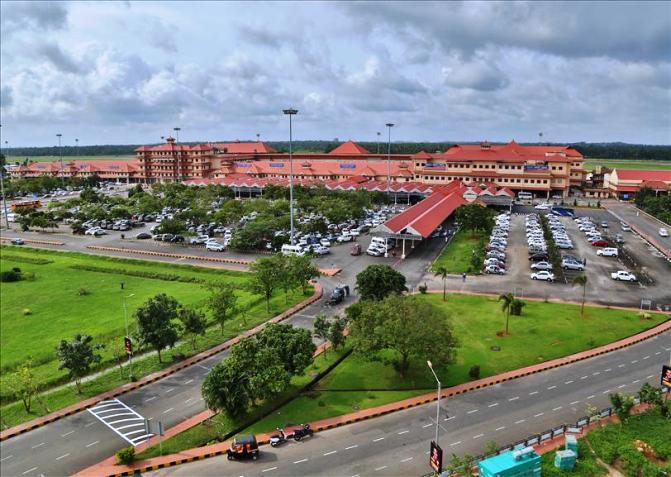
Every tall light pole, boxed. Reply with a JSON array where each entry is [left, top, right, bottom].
[[75, 138, 79, 156], [256, 133, 260, 143], [0, 126, 10, 229], [376, 131, 381, 154], [123, 291, 135, 380], [173, 127, 181, 142], [283, 108, 298, 245], [56, 133, 64, 186], [427, 360, 442, 448], [173, 127, 181, 182], [385, 123, 394, 195]]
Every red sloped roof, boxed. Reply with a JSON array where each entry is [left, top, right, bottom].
[[439, 141, 581, 162], [411, 151, 433, 159], [640, 180, 670, 189], [615, 169, 671, 182], [214, 142, 277, 154], [328, 140, 370, 155]]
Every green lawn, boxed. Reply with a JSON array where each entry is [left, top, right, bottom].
[[0, 246, 311, 426], [6, 155, 136, 164], [317, 294, 669, 391], [431, 230, 486, 274], [584, 158, 671, 171]]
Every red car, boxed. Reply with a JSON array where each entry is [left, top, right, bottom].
[[591, 239, 609, 247]]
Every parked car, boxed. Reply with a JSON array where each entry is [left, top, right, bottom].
[[600, 222, 609, 228], [561, 259, 585, 271], [531, 270, 555, 282], [206, 242, 225, 252], [313, 245, 330, 255], [659, 228, 669, 237], [597, 247, 619, 257], [611, 270, 637, 282], [529, 252, 549, 261], [366, 245, 385, 256], [484, 265, 506, 275], [135, 232, 152, 240], [591, 239, 609, 247], [336, 234, 354, 243], [531, 261, 553, 271], [10, 238, 25, 245], [190, 235, 210, 245]]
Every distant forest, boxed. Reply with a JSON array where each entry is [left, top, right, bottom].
[[3, 141, 671, 161]]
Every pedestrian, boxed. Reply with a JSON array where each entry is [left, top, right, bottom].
[[462, 272, 466, 282]]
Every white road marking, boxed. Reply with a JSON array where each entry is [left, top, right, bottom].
[[423, 423, 433, 428], [345, 445, 358, 450], [55, 454, 70, 461], [508, 396, 519, 401], [163, 407, 174, 414], [31, 443, 45, 449], [655, 352, 661, 355], [570, 401, 580, 405], [473, 434, 484, 439], [61, 431, 75, 437], [262, 467, 277, 472], [548, 385, 557, 390], [618, 364, 625, 368], [602, 389, 611, 394], [22, 467, 38, 475], [165, 388, 175, 393], [0, 455, 13, 462], [184, 379, 194, 385], [90, 402, 120, 411], [85, 440, 99, 447], [375, 466, 387, 472], [580, 376, 588, 380], [587, 395, 595, 399], [593, 372, 601, 376], [323, 450, 337, 456], [184, 398, 194, 404], [373, 437, 385, 442], [145, 396, 157, 402], [528, 391, 539, 395], [450, 441, 462, 446], [534, 412, 544, 417], [197, 364, 209, 370], [495, 426, 506, 431], [515, 419, 526, 424], [467, 409, 479, 414], [397, 430, 409, 435], [84, 422, 95, 427], [647, 375, 654, 379], [107, 417, 143, 426], [444, 416, 455, 421], [400, 457, 413, 463], [631, 360, 638, 364], [87, 398, 152, 446], [604, 368, 612, 372], [564, 380, 574, 385], [488, 403, 499, 408], [293, 459, 308, 464], [553, 406, 563, 411], [618, 384, 627, 389]]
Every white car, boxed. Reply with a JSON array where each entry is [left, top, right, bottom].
[[531, 261, 553, 271], [611, 270, 636, 282], [313, 245, 330, 255], [534, 203, 551, 210], [366, 246, 384, 256], [597, 248, 619, 257], [205, 242, 225, 252], [659, 228, 669, 237], [337, 234, 354, 243], [190, 235, 210, 244], [621, 223, 631, 232], [531, 270, 555, 282], [319, 238, 331, 247]]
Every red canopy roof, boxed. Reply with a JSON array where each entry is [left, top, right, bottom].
[[615, 169, 671, 182], [328, 140, 370, 155]]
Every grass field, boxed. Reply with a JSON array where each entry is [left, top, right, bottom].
[[431, 230, 486, 274], [6, 155, 136, 164], [0, 246, 310, 413], [584, 158, 671, 171]]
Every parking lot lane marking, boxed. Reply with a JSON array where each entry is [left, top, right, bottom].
[[444, 416, 455, 421], [508, 396, 520, 401], [587, 395, 595, 399], [84, 422, 95, 427], [602, 389, 611, 394], [22, 467, 38, 475], [165, 388, 175, 393], [553, 406, 563, 411], [373, 437, 385, 442], [570, 401, 580, 405], [564, 380, 574, 385], [184, 379, 194, 385], [450, 441, 462, 447], [163, 407, 174, 414], [323, 451, 337, 456], [184, 398, 194, 404], [467, 409, 479, 414], [375, 466, 387, 472], [85, 440, 99, 448], [604, 368, 612, 372], [618, 364, 625, 368], [0, 455, 13, 462], [495, 426, 506, 431], [488, 403, 499, 408], [528, 391, 539, 396], [473, 434, 484, 439], [618, 384, 627, 389], [655, 351, 661, 355], [61, 431, 75, 437], [397, 430, 409, 435], [647, 375, 654, 379], [579, 375, 588, 379], [643, 355, 650, 360], [144, 396, 157, 402], [423, 423, 433, 428], [593, 372, 601, 376], [31, 443, 45, 449], [345, 445, 358, 450], [515, 419, 526, 424], [55, 454, 70, 461], [631, 360, 638, 364], [262, 467, 278, 473], [293, 459, 308, 464], [534, 412, 545, 417]]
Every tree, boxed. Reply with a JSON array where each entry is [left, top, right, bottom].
[[637, 383, 663, 408], [609, 392, 635, 423], [286, 254, 319, 295], [355, 264, 407, 301], [498, 293, 514, 335], [255, 324, 316, 375], [328, 316, 347, 351], [179, 307, 207, 349], [207, 282, 237, 335], [434, 265, 449, 301], [134, 294, 182, 363], [446, 453, 476, 477], [455, 203, 494, 236], [230, 338, 291, 403], [201, 358, 251, 417], [154, 218, 186, 236], [56, 334, 103, 393], [572, 275, 588, 318], [313, 314, 330, 343], [6, 360, 38, 413], [348, 295, 458, 377], [249, 256, 281, 312], [510, 298, 526, 316]]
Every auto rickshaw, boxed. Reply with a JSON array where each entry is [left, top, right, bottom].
[[227, 434, 259, 461], [350, 243, 361, 256]]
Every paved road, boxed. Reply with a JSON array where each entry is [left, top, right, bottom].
[[148, 332, 671, 477], [0, 235, 438, 477], [605, 202, 671, 256]]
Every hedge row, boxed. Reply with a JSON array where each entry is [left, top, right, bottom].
[[67, 264, 214, 285], [0, 254, 53, 265]]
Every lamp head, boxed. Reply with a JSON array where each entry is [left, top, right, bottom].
[[427, 360, 433, 369], [283, 108, 298, 115]]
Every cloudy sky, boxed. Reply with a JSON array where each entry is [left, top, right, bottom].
[[1, 1, 669, 147]]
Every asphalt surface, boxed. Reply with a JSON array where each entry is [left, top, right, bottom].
[[606, 202, 671, 255], [0, 235, 438, 477], [147, 331, 671, 477]]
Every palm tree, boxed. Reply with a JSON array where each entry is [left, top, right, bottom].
[[572, 275, 587, 317], [434, 266, 449, 301], [499, 293, 514, 335]]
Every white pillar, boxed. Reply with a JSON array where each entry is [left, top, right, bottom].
[[401, 238, 406, 259]]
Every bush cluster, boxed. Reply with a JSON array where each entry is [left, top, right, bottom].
[[0, 254, 52, 265], [67, 264, 212, 285]]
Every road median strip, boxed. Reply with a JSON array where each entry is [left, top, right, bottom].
[[1, 237, 65, 246], [75, 316, 670, 477], [85, 245, 254, 265]]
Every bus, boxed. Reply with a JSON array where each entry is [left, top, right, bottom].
[[11, 200, 42, 211]]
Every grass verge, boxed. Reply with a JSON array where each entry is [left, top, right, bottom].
[[583, 159, 671, 171], [431, 229, 486, 274]]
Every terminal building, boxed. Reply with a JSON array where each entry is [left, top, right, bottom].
[[10, 137, 587, 198]]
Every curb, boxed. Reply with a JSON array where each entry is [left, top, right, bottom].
[[0, 283, 323, 441], [603, 204, 671, 259], [85, 245, 254, 266], [87, 317, 671, 477]]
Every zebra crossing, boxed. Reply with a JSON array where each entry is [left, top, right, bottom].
[[87, 399, 153, 446]]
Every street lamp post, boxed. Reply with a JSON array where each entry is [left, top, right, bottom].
[[56, 133, 64, 186], [376, 131, 381, 154], [123, 292, 135, 380], [427, 360, 442, 448], [75, 138, 79, 156], [283, 108, 298, 245], [385, 123, 394, 197], [0, 127, 10, 229]]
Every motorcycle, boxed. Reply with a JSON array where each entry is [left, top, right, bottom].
[[292, 424, 314, 442], [269, 428, 287, 447]]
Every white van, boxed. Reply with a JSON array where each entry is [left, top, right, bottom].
[[281, 244, 305, 256], [370, 236, 392, 251], [518, 191, 533, 200]]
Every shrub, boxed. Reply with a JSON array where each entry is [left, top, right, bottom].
[[12, 267, 22, 273], [78, 287, 90, 296], [0, 254, 52, 265], [469, 365, 481, 379], [22, 308, 32, 316], [0, 270, 22, 282], [418, 283, 428, 294], [510, 299, 526, 316], [116, 446, 136, 465]]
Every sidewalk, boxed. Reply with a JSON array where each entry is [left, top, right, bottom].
[[75, 318, 671, 477]]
